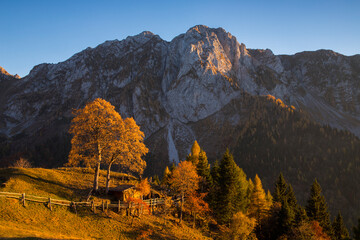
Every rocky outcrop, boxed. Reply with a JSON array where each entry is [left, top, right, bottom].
[[0, 25, 359, 164]]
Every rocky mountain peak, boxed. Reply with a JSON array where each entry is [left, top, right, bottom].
[[0, 66, 20, 79], [0, 26, 359, 163], [0, 66, 10, 75]]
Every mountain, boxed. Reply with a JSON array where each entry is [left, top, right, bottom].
[[1, 25, 360, 224]]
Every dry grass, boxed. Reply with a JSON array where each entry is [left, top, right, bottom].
[[0, 167, 210, 239]]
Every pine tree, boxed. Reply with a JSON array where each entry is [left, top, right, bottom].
[[248, 174, 270, 222], [196, 149, 213, 192], [286, 185, 298, 209], [278, 201, 295, 234], [306, 179, 333, 237], [211, 160, 220, 186], [274, 173, 288, 204], [213, 149, 248, 224], [294, 206, 308, 225], [354, 218, 360, 240], [332, 212, 349, 240]]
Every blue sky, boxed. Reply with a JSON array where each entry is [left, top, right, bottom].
[[1, 0, 359, 77]]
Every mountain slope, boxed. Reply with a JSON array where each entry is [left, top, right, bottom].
[[1, 26, 359, 165], [1, 25, 360, 226], [0, 167, 209, 239]]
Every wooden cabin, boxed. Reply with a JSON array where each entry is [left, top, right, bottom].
[[108, 184, 143, 201]]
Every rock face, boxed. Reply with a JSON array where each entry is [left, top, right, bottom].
[[0, 25, 359, 165]]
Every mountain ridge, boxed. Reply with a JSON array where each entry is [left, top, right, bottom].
[[1, 25, 360, 226], [1, 25, 359, 161]]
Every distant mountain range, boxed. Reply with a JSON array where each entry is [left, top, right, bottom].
[[1, 25, 360, 225]]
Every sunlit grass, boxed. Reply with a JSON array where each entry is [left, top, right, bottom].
[[0, 167, 210, 239]]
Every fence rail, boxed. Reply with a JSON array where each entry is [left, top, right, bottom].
[[0, 191, 166, 214]]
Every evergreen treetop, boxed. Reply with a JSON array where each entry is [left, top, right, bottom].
[[332, 212, 350, 240], [196, 149, 213, 192], [306, 179, 333, 237], [273, 173, 288, 204], [213, 149, 248, 224]]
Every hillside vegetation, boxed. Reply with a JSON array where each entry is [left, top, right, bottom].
[[0, 167, 209, 239], [232, 95, 360, 227]]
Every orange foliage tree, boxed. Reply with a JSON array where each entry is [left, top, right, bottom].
[[136, 178, 151, 199], [184, 192, 210, 228], [67, 98, 148, 193], [67, 98, 124, 192], [169, 161, 200, 223], [104, 117, 148, 194], [248, 174, 271, 222]]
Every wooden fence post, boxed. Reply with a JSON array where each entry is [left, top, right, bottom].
[[106, 201, 108, 212], [117, 200, 120, 213], [152, 199, 156, 214], [92, 200, 96, 213], [48, 197, 52, 211], [71, 201, 77, 214], [22, 193, 26, 207], [102, 200, 104, 212]]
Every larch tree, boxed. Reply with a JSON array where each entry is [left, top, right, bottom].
[[169, 161, 200, 223], [306, 179, 333, 238], [229, 211, 257, 240], [248, 174, 271, 222], [67, 98, 123, 192], [161, 166, 171, 186], [186, 140, 201, 165]]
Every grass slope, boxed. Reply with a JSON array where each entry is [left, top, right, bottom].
[[0, 167, 209, 240]]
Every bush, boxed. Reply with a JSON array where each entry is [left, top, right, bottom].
[[12, 157, 32, 168]]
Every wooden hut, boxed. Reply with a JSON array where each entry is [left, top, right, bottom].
[[108, 184, 142, 201]]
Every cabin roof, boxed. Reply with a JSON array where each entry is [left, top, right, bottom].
[[109, 184, 135, 192]]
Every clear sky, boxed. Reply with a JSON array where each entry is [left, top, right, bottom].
[[1, 0, 359, 77]]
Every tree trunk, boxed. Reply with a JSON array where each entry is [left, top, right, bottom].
[[105, 161, 113, 195], [93, 142, 102, 192], [180, 192, 184, 223]]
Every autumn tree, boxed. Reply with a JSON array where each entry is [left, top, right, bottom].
[[104, 117, 148, 194], [286, 221, 331, 240], [67, 98, 148, 193], [161, 166, 171, 186], [184, 192, 210, 228], [186, 140, 201, 165], [306, 179, 333, 238], [67, 98, 123, 192], [248, 174, 271, 222], [169, 161, 200, 223], [136, 178, 151, 199], [229, 211, 257, 240]]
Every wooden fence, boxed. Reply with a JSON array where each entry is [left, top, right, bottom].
[[0, 191, 166, 215]]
